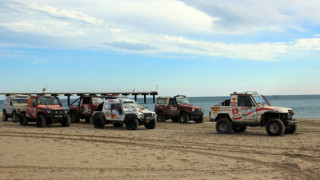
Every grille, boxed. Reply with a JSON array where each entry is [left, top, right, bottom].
[[144, 113, 153, 118], [52, 110, 64, 115]]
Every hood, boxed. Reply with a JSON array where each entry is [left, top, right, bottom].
[[256, 105, 292, 113], [178, 104, 203, 109], [37, 105, 65, 110]]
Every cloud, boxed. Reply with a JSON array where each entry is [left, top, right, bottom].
[[0, 0, 319, 62], [180, 0, 320, 34]]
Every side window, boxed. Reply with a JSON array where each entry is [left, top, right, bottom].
[[238, 96, 254, 107], [71, 98, 80, 106], [32, 99, 37, 107], [111, 103, 122, 115], [82, 97, 91, 104], [169, 98, 177, 105], [10, 98, 13, 106], [157, 98, 168, 104]]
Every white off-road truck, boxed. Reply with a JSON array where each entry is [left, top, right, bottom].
[[209, 91, 298, 136], [92, 98, 156, 130], [2, 95, 29, 122]]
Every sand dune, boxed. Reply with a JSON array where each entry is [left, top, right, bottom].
[[0, 112, 319, 179]]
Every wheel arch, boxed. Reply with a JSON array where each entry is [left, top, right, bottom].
[[215, 113, 232, 122]]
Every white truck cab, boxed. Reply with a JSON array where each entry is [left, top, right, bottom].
[[2, 95, 29, 122], [92, 98, 156, 130]]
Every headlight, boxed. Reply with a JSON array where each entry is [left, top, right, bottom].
[[192, 108, 195, 111], [138, 114, 143, 119], [152, 113, 155, 117], [47, 109, 51, 114], [64, 110, 68, 114]]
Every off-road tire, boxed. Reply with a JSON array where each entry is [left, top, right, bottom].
[[2, 111, 8, 121], [157, 112, 165, 122], [113, 123, 123, 128], [232, 125, 247, 133], [266, 119, 285, 136], [20, 113, 28, 126], [284, 124, 297, 134], [70, 113, 80, 123], [12, 112, 19, 123], [216, 118, 233, 134], [61, 117, 71, 127], [195, 116, 204, 123], [93, 114, 105, 129], [36, 114, 46, 128], [126, 118, 139, 130], [144, 120, 156, 129], [85, 117, 90, 123], [179, 113, 190, 123]]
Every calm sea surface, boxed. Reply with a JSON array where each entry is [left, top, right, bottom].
[[1, 95, 319, 119]]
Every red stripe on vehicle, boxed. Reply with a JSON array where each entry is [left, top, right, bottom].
[[233, 117, 242, 120], [256, 108, 274, 112]]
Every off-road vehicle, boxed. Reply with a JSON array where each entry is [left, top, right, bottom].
[[69, 95, 116, 123], [92, 98, 156, 130], [154, 95, 204, 123], [209, 91, 298, 136], [19, 96, 70, 127], [2, 95, 29, 122]]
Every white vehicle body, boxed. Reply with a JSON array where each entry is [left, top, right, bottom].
[[92, 98, 156, 130], [209, 91, 298, 136], [2, 95, 29, 122]]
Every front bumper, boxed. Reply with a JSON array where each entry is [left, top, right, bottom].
[[288, 119, 299, 125]]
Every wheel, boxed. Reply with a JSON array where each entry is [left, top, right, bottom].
[[216, 118, 233, 134], [85, 117, 90, 123], [195, 116, 204, 123], [36, 114, 46, 128], [144, 120, 156, 129], [171, 117, 178, 123], [61, 116, 71, 127], [20, 113, 28, 126], [284, 124, 297, 134], [266, 119, 285, 136], [2, 111, 8, 121], [179, 113, 190, 123], [93, 114, 105, 129], [70, 113, 80, 123], [12, 112, 19, 123], [157, 112, 165, 122], [232, 125, 247, 133], [125, 118, 139, 130], [113, 123, 123, 128]]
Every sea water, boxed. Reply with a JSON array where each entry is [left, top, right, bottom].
[[1, 95, 319, 119]]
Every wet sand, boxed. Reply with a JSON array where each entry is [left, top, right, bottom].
[[0, 112, 319, 179]]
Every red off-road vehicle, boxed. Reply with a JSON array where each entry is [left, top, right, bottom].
[[154, 95, 204, 123], [19, 96, 70, 127], [68, 95, 116, 123]]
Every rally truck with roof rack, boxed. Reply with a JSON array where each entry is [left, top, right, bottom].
[[154, 95, 204, 123], [209, 91, 298, 136], [92, 98, 156, 130], [2, 95, 29, 122], [19, 96, 70, 127], [69, 95, 116, 123]]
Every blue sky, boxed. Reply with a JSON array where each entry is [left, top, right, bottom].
[[0, 0, 319, 97]]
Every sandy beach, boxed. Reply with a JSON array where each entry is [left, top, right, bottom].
[[0, 112, 319, 179]]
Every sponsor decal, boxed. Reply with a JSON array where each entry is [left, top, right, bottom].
[[211, 107, 220, 114], [106, 113, 110, 117], [110, 113, 116, 120], [108, 99, 114, 103], [247, 109, 256, 115], [232, 108, 239, 115], [170, 107, 177, 111], [241, 107, 250, 110]]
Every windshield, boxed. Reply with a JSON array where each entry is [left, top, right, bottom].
[[92, 97, 104, 104], [177, 98, 192, 105], [14, 98, 28, 104], [253, 95, 269, 106], [122, 102, 140, 109], [37, 97, 60, 105]]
